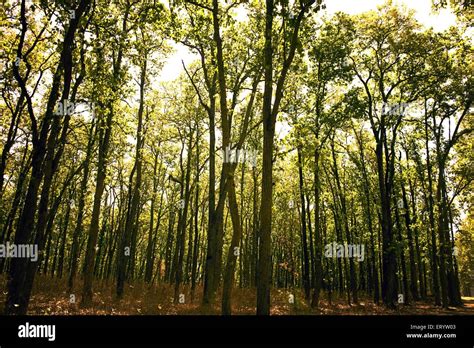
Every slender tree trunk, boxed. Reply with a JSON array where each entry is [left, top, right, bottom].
[[222, 176, 243, 314], [394, 202, 409, 304], [145, 151, 160, 283], [191, 132, 201, 300], [5, 0, 91, 315], [68, 120, 95, 291], [297, 146, 310, 300], [81, 6, 129, 306], [375, 129, 398, 308], [311, 148, 323, 308], [173, 132, 193, 303], [117, 57, 146, 297], [400, 168, 419, 301], [424, 112, 441, 305]]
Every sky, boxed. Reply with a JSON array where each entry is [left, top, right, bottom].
[[157, 0, 457, 82]]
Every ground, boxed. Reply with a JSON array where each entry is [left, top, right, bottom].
[[0, 275, 473, 315]]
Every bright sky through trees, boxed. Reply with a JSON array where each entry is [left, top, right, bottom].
[[159, 0, 457, 82]]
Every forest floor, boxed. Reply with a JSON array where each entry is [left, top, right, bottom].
[[0, 275, 473, 315]]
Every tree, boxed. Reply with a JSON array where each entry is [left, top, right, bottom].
[[257, 0, 319, 315]]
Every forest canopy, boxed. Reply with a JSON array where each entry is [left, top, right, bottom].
[[0, 0, 472, 316]]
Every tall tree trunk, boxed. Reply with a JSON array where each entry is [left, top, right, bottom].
[[375, 127, 398, 308], [145, 150, 160, 283], [222, 175, 243, 314], [256, 0, 275, 316], [202, 88, 217, 306], [5, 0, 91, 315], [331, 139, 358, 304], [297, 146, 310, 300], [191, 131, 201, 300], [394, 201, 409, 304], [81, 6, 129, 306], [257, 0, 315, 315], [355, 129, 380, 304], [173, 131, 193, 303], [424, 112, 441, 305], [57, 191, 72, 278], [400, 166, 419, 301], [117, 57, 146, 297], [68, 119, 96, 291], [311, 148, 323, 307]]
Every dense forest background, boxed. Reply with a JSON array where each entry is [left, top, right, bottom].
[[0, 0, 473, 315]]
